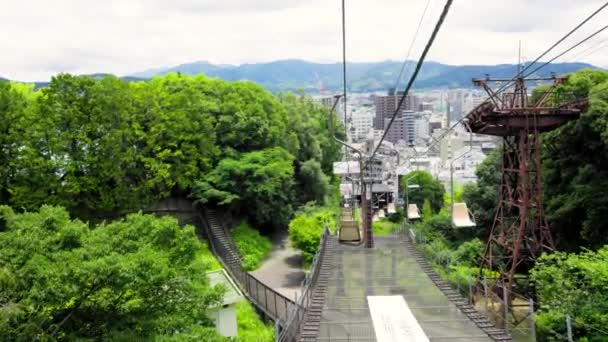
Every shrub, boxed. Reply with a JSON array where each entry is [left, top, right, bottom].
[[372, 219, 399, 236], [231, 222, 272, 271], [235, 301, 275, 341], [531, 247, 608, 341], [288, 207, 335, 264], [453, 238, 484, 267]]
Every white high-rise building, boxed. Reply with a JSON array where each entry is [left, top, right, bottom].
[[351, 110, 374, 142]]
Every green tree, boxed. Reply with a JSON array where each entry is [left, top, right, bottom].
[[541, 69, 608, 250], [0, 82, 33, 204], [194, 147, 295, 230], [531, 247, 608, 341], [461, 148, 500, 234], [0, 206, 224, 340], [401, 170, 445, 213], [298, 159, 330, 204]]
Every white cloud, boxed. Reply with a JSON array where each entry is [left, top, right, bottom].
[[1, 0, 607, 81]]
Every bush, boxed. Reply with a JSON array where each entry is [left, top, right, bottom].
[[235, 301, 275, 342], [288, 207, 336, 264], [531, 247, 608, 341], [231, 222, 272, 271], [0, 206, 225, 340], [372, 219, 399, 236], [453, 238, 484, 267]]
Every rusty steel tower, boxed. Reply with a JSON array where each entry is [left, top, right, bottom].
[[466, 75, 587, 323]]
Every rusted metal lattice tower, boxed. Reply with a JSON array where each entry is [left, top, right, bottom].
[[466, 75, 587, 321]]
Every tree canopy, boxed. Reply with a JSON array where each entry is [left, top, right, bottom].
[[400, 170, 445, 214], [0, 74, 343, 227], [0, 206, 224, 340]]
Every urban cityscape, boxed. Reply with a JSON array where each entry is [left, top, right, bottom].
[[320, 87, 498, 214]]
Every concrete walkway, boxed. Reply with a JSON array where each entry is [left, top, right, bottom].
[[251, 230, 305, 301]]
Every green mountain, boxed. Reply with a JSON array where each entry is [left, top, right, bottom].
[[130, 59, 602, 92]]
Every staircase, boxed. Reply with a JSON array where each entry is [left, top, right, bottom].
[[298, 235, 336, 342], [203, 207, 242, 270], [402, 233, 512, 341]]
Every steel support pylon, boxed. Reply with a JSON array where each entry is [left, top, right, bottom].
[[466, 75, 587, 329]]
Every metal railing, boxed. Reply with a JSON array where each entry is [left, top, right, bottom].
[[198, 209, 295, 325], [277, 223, 331, 342]]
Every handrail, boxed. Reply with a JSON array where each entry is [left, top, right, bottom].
[[277, 223, 331, 342], [198, 207, 295, 326]]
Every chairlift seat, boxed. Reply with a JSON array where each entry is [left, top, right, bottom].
[[452, 202, 476, 227], [339, 220, 361, 242], [407, 204, 421, 220]]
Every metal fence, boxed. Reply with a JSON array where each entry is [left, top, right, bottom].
[[277, 224, 331, 342], [198, 210, 296, 325]]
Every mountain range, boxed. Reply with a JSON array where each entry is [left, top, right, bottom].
[[129, 59, 602, 92], [2, 60, 603, 92]]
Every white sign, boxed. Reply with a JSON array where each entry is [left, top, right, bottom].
[[367, 295, 430, 342]]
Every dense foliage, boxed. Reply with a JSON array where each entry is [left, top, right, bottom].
[[0, 74, 342, 340], [401, 170, 445, 214], [461, 149, 500, 237], [230, 222, 273, 271], [531, 247, 608, 341], [235, 301, 275, 342], [0, 75, 342, 224], [288, 207, 337, 264], [0, 206, 225, 340], [543, 70, 608, 251], [194, 147, 295, 230], [372, 219, 400, 236]]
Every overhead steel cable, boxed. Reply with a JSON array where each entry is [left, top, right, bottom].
[[393, 0, 433, 91], [523, 23, 608, 78], [420, 1, 608, 153], [341, 0, 347, 140], [567, 36, 608, 62], [367, 0, 454, 164]]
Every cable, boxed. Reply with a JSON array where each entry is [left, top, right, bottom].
[[368, 0, 454, 164], [342, 0, 347, 141], [567, 36, 608, 62], [394, 0, 432, 91], [573, 42, 608, 62], [524, 24, 608, 78]]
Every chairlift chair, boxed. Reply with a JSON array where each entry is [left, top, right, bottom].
[[407, 203, 421, 220], [452, 202, 476, 228], [378, 209, 386, 219]]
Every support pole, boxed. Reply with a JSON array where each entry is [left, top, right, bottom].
[[566, 314, 573, 342]]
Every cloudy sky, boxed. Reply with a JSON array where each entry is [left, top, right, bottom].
[[2, 0, 607, 81]]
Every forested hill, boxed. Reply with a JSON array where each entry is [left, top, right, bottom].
[[130, 59, 602, 92]]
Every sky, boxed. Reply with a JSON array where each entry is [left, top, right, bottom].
[[1, 0, 607, 81]]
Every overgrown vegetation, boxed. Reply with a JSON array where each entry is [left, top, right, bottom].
[[235, 301, 275, 342], [0, 74, 342, 339], [0, 206, 225, 340], [288, 206, 337, 265], [0, 75, 342, 226], [372, 219, 399, 236], [231, 222, 273, 271]]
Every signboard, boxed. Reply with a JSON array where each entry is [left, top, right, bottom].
[[367, 295, 429, 342]]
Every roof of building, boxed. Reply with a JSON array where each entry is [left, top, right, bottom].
[[207, 269, 244, 306]]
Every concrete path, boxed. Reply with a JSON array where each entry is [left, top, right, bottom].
[[251, 230, 305, 301]]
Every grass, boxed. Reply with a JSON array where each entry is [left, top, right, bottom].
[[235, 301, 275, 342], [372, 219, 400, 236], [197, 240, 223, 271], [231, 222, 273, 271]]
